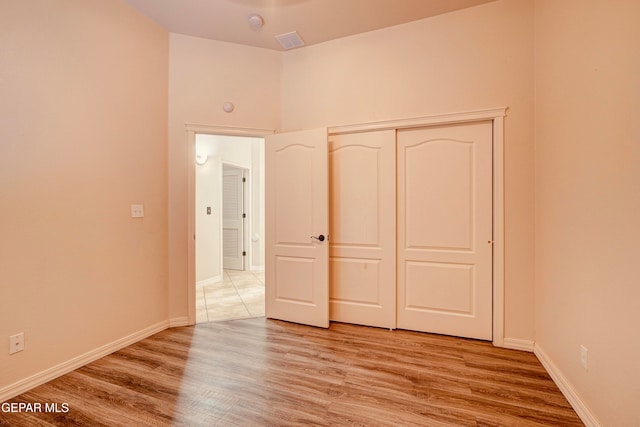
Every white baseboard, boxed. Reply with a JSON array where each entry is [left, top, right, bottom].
[[250, 265, 265, 272], [534, 344, 601, 427], [168, 316, 191, 328], [196, 275, 222, 288], [502, 337, 534, 352], [0, 320, 168, 403]]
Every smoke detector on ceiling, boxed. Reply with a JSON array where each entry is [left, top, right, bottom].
[[275, 31, 305, 50]]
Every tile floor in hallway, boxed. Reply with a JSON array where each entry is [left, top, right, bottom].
[[196, 269, 265, 324]]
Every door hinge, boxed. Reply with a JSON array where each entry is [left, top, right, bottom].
[[242, 213, 246, 218], [242, 251, 246, 256], [242, 177, 246, 183]]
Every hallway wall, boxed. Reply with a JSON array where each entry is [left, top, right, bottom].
[[195, 135, 264, 283]]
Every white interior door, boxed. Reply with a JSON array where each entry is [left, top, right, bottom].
[[397, 122, 493, 340], [265, 128, 329, 328], [328, 130, 396, 329], [223, 165, 245, 271]]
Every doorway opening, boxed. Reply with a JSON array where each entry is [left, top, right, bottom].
[[194, 133, 266, 324]]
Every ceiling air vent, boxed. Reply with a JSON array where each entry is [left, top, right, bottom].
[[275, 31, 305, 50]]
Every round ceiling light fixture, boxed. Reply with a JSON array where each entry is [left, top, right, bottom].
[[248, 14, 264, 30]]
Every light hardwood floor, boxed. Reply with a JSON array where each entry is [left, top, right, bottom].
[[0, 318, 583, 426]]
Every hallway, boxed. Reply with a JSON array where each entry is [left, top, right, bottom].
[[196, 269, 265, 323]]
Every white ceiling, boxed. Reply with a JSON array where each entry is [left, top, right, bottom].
[[122, 0, 496, 51]]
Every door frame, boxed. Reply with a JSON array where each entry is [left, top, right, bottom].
[[184, 107, 507, 348], [328, 107, 507, 347], [186, 124, 274, 325]]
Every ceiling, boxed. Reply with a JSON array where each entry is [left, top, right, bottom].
[[122, 0, 496, 51]]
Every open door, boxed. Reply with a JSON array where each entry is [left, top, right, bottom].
[[265, 128, 329, 328]]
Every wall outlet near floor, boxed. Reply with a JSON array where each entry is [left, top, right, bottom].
[[580, 345, 588, 370], [9, 333, 24, 355]]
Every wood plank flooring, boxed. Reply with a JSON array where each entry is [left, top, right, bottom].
[[0, 318, 583, 426]]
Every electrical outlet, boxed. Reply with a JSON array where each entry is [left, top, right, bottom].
[[130, 204, 144, 218], [580, 345, 588, 370], [9, 333, 24, 355]]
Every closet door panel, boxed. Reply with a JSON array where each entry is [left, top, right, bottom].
[[329, 130, 396, 329], [397, 122, 493, 340]]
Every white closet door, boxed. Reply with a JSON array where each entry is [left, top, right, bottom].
[[397, 122, 493, 340], [329, 130, 396, 329], [265, 128, 329, 328], [223, 165, 244, 270]]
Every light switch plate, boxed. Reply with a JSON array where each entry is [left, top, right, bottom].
[[130, 204, 144, 218]]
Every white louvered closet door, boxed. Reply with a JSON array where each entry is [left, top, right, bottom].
[[223, 165, 245, 270]]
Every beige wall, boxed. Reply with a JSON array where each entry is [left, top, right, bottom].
[[7, 1, 636, 423], [281, 0, 536, 341], [168, 34, 281, 320], [534, 0, 640, 425], [0, 0, 168, 391]]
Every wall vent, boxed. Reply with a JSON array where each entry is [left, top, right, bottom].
[[275, 31, 305, 50]]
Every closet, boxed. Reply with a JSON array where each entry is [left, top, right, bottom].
[[265, 111, 502, 341]]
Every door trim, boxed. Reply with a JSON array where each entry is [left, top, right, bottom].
[[329, 107, 507, 348], [186, 124, 275, 325], [328, 107, 506, 135]]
